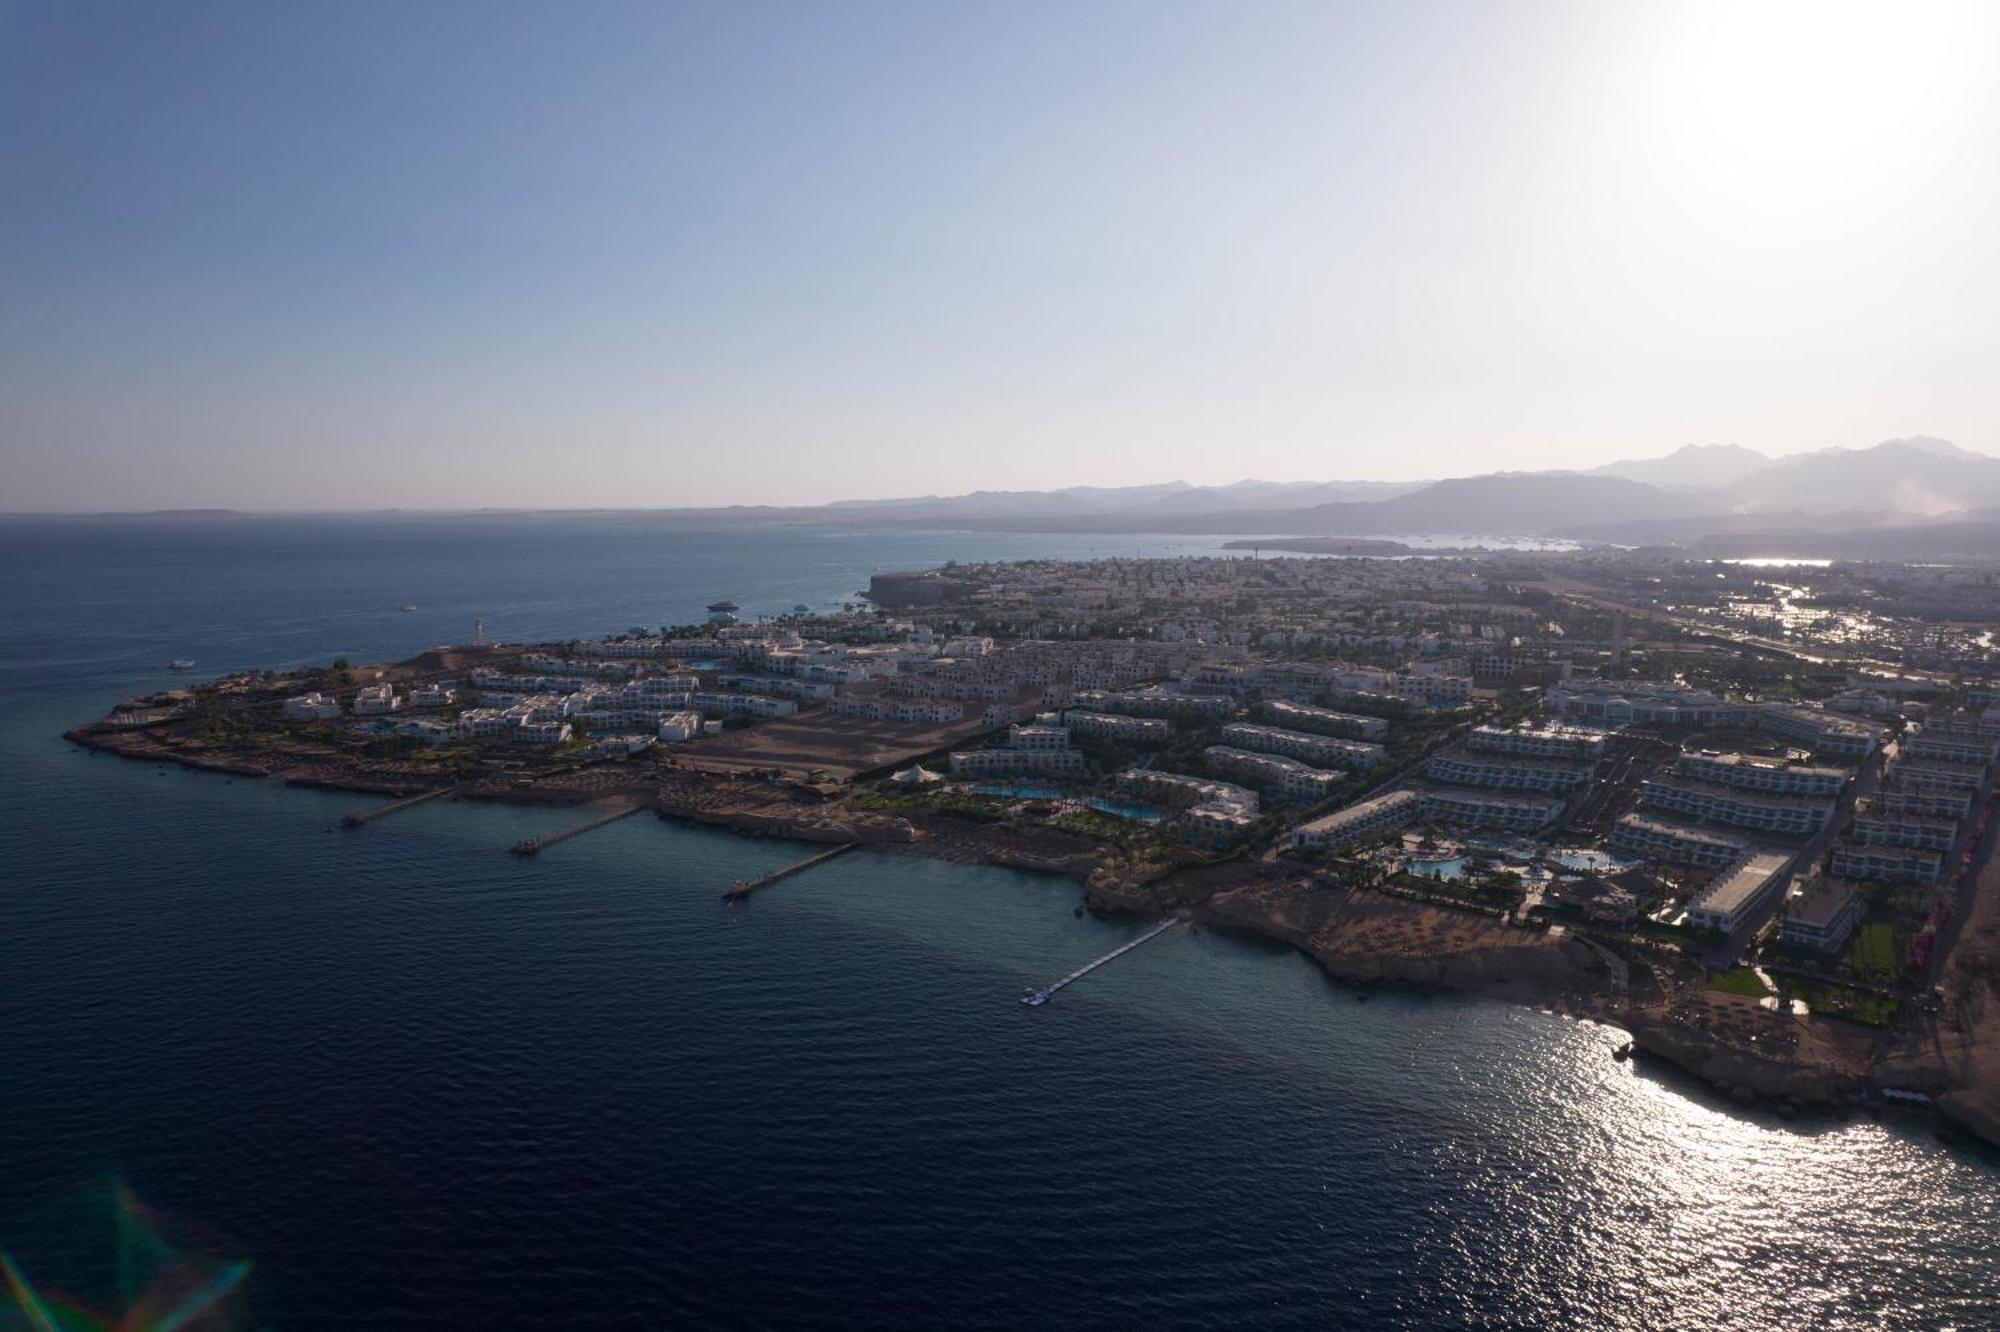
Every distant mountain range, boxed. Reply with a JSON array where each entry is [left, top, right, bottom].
[[722, 437, 1997, 552], [408, 437, 1995, 554]]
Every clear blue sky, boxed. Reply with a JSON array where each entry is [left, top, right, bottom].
[[4, 0, 1998, 510]]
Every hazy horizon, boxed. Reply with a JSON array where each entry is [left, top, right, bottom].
[[6, 0, 1999, 510]]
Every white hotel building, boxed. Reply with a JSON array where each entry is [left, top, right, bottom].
[[1286, 790, 1420, 851], [1262, 700, 1390, 741], [1674, 752, 1849, 798], [1609, 814, 1748, 870], [1060, 711, 1171, 744], [1204, 746, 1345, 803], [1639, 779, 1834, 836], [1465, 723, 1608, 762], [1423, 747, 1591, 793], [1220, 723, 1385, 771], [1686, 852, 1794, 935], [1413, 787, 1562, 833]]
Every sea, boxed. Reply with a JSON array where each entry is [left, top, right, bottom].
[[3, 514, 1998, 1330]]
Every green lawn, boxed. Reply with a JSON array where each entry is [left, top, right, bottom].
[[1842, 921, 1902, 982], [1705, 966, 1772, 998], [1786, 979, 1901, 1027]]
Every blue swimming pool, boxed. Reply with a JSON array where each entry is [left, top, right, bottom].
[[1087, 798, 1164, 823]]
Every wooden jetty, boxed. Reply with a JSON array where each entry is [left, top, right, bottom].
[[723, 843, 858, 900], [510, 801, 646, 856], [1022, 918, 1182, 1006], [341, 784, 462, 828]]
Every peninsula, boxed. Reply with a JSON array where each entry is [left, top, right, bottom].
[[67, 548, 2000, 1145]]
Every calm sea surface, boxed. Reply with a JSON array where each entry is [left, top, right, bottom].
[[3, 516, 1998, 1329]]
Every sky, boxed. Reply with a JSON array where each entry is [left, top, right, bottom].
[[4, 0, 1999, 512]]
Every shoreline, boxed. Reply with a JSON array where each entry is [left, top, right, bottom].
[[62, 717, 1964, 1143]]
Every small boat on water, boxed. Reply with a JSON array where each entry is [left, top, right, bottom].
[[168, 659, 196, 670], [1022, 989, 1052, 1007], [399, 603, 417, 612]]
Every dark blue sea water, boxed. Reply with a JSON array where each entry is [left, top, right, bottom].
[[4, 516, 1999, 1330]]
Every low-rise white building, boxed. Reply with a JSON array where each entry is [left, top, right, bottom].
[[1060, 710, 1171, 744], [690, 691, 799, 720], [1851, 802, 1958, 852], [1286, 789, 1420, 850], [514, 719, 574, 745], [1204, 746, 1345, 803], [1608, 814, 1748, 869], [1829, 840, 1943, 885], [1413, 787, 1562, 833], [1423, 747, 1591, 793], [282, 691, 342, 721], [1262, 700, 1390, 741], [1674, 752, 1849, 798], [1779, 876, 1863, 954], [1220, 722, 1384, 771], [1686, 851, 1793, 935], [1465, 723, 1608, 761], [407, 684, 458, 709], [1757, 702, 1878, 760], [656, 711, 703, 743], [353, 683, 403, 716], [947, 747, 1085, 778], [1639, 779, 1833, 836]]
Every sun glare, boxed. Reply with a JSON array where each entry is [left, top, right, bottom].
[[1623, 0, 1998, 235]]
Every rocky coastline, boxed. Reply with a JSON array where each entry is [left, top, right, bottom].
[[64, 715, 1979, 1146]]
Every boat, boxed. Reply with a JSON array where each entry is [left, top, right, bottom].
[[168, 659, 195, 670], [399, 603, 417, 612], [1021, 989, 1051, 1007]]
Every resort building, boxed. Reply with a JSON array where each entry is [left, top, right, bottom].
[[1548, 679, 1744, 728], [513, 719, 574, 745], [1391, 672, 1473, 710], [1422, 747, 1591, 793], [1828, 840, 1944, 885], [828, 696, 963, 724], [1886, 755, 1988, 794], [1756, 702, 1878, 760], [1465, 723, 1608, 761], [1904, 724, 2000, 768], [1851, 801, 1959, 852], [1778, 877, 1864, 954], [689, 691, 800, 720], [1638, 779, 1834, 836], [1608, 814, 1748, 870], [1674, 752, 1850, 798], [1204, 746, 1345, 803], [1116, 768, 1259, 814], [353, 683, 403, 716], [1685, 852, 1794, 935], [1262, 700, 1390, 741], [1220, 722, 1385, 771], [1060, 711, 1171, 744], [1285, 790, 1420, 851], [282, 692, 342, 721], [947, 747, 1085, 778], [948, 722, 1087, 779], [656, 711, 703, 743], [407, 684, 458, 709], [455, 708, 515, 739], [1412, 787, 1562, 833], [1873, 783, 1974, 822]]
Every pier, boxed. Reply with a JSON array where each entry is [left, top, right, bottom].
[[1022, 918, 1182, 1006], [510, 801, 646, 856], [723, 843, 857, 900], [341, 784, 462, 828]]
